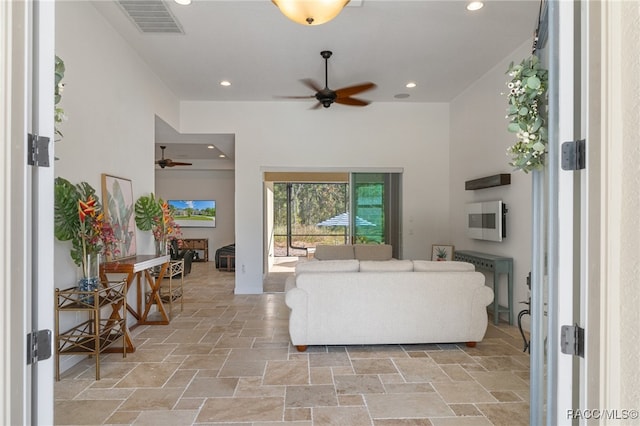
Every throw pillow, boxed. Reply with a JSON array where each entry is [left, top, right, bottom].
[[359, 260, 414, 272], [354, 244, 393, 261], [295, 259, 360, 274], [314, 245, 355, 260]]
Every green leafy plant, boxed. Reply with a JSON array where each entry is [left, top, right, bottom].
[[134, 193, 163, 232], [504, 55, 548, 173], [54, 177, 118, 276], [135, 194, 181, 256]]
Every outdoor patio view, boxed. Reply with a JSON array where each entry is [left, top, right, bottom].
[[273, 182, 384, 257]]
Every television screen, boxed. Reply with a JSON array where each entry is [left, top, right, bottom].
[[167, 200, 216, 228]]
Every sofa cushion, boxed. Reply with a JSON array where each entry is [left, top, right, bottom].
[[359, 260, 414, 272], [412, 260, 475, 272], [354, 244, 393, 261], [295, 259, 360, 274], [314, 245, 355, 260]]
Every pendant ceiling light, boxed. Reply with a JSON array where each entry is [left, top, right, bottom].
[[272, 0, 350, 26]]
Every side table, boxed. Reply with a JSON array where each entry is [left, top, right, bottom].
[[453, 250, 514, 325], [221, 254, 235, 271]]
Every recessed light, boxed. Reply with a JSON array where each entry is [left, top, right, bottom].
[[405, 82, 417, 88], [174, 0, 191, 5], [394, 93, 410, 99], [219, 154, 226, 158], [466, 2, 484, 11], [220, 80, 231, 87], [207, 145, 215, 149]]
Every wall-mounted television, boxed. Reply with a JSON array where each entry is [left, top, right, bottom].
[[167, 200, 216, 228], [466, 200, 507, 242]]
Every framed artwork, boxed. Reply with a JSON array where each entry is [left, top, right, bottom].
[[101, 174, 136, 260], [167, 199, 216, 228], [431, 244, 454, 262]]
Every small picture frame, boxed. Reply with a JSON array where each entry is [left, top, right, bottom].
[[431, 244, 454, 262]]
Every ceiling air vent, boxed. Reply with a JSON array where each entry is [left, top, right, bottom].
[[117, 0, 184, 34]]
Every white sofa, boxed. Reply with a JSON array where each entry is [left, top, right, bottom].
[[285, 259, 494, 351]]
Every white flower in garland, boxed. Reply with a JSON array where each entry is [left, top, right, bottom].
[[504, 55, 548, 173]]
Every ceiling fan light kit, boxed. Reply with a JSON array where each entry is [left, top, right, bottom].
[[272, 0, 350, 26]]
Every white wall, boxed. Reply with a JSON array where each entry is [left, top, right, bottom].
[[155, 169, 235, 261], [54, 1, 179, 370], [618, 0, 640, 410], [55, 1, 179, 280], [449, 40, 533, 329], [180, 101, 451, 293]]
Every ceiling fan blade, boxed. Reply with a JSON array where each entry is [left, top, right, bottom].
[[334, 97, 370, 107], [310, 102, 323, 110], [300, 78, 323, 92], [274, 95, 316, 99], [335, 82, 377, 98], [156, 159, 192, 167]]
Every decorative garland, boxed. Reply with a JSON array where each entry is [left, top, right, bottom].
[[504, 55, 548, 173], [55, 55, 66, 139]]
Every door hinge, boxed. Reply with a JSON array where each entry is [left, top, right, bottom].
[[26, 329, 52, 365], [560, 324, 584, 358], [561, 139, 586, 171], [27, 133, 51, 167]]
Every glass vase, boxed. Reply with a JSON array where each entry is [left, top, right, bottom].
[[155, 236, 168, 257], [78, 253, 100, 304]]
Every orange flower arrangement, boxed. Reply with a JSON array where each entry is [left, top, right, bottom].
[[54, 178, 119, 278]]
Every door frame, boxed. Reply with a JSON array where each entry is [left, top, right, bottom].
[[554, 1, 637, 423], [0, 1, 55, 423]]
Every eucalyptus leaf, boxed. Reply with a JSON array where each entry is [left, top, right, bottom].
[[508, 122, 521, 133], [527, 76, 541, 89], [531, 117, 542, 132]]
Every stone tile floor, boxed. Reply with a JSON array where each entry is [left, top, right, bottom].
[[55, 261, 530, 425]]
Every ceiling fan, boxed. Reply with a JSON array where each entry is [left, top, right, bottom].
[[281, 50, 376, 109], [155, 145, 192, 168]]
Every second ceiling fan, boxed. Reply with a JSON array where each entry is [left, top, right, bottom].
[[282, 50, 377, 109], [155, 145, 192, 168]]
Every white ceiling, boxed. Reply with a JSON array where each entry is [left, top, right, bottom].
[[92, 0, 541, 164]]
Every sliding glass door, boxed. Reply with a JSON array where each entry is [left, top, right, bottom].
[[351, 173, 402, 258], [266, 171, 402, 259]]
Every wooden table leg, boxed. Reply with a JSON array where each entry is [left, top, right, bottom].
[[100, 270, 136, 353], [139, 262, 170, 325]]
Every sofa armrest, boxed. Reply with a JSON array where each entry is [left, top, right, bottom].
[[285, 287, 308, 345], [467, 285, 495, 340], [285, 275, 297, 292]]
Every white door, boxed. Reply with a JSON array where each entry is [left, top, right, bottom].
[[0, 1, 55, 424], [529, 1, 593, 423], [553, 1, 622, 423]]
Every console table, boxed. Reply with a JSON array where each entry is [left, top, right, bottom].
[[182, 238, 209, 262], [99, 254, 170, 352], [453, 250, 514, 325]]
